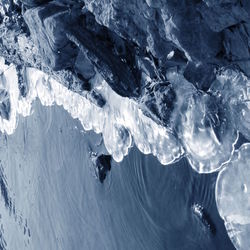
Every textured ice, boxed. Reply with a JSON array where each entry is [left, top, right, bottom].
[[216, 143, 250, 250], [210, 69, 250, 141], [178, 92, 237, 173], [0, 57, 243, 173], [167, 72, 237, 173]]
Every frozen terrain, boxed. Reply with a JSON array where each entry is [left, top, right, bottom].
[[0, 0, 250, 249], [0, 54, 249, 250]]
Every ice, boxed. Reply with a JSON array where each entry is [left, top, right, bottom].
[[0, 57, 245, 173], [216, 143, 250, 250], [178, 92, 237, 173], [0, 58, 19, 135], [167, 72, 237, 173], [210, 69, 250, 140]]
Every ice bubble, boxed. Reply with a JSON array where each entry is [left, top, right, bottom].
[[168, 71, 237, 173], [0, 58, 241, 172], [178, 93, 237, 173], [216, 143, 250, 250]]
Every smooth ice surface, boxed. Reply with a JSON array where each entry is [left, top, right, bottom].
[[216, 143, 250, 250], [0, 100, 235, 249]]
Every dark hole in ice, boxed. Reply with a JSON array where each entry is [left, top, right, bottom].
[[95, 154, 112, 183]]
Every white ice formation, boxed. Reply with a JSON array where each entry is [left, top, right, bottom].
[[0, 57, 183, 165], [216, 143, 250, 250], [167, 72, 238, 173], [210, 69, 250, 141], [1, 56, 250, 249], [0, 57, 249, 174]]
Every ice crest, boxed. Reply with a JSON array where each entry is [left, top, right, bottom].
[[0, 58, 19, 134], [216, 143, 250, 250], [179, 93, 237, 173]]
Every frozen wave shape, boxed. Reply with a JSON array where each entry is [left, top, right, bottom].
[[216, 143, 250, 250], [168, 72, 237, 173], [0, 58, 20, 134], [178, 93, 237, 173]]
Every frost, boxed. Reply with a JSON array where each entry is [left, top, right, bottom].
[[216, 143, 250, 250]]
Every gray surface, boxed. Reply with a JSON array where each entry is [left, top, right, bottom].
[[0, 100, 235, 249]]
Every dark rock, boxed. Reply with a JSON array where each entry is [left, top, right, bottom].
[[21, 0, 51, 7], [75, 51, 95, 80], [88, 90, 106, 108], [67, 15, 142, 98], [140, 82, 176, 127], [171, 6, 222, 63], [84, 0, 222, 63], [223, 23, 250, 76], [197, 2, 249, 32], [95, 154, 112, 183], [242, 0, 250, 13], [0, 89, 10, 120], [16, 65, 28, 97], [184, 62, 216, 92], [23, 3, 80, 70]]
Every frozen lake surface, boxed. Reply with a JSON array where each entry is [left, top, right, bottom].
[[0, 100, 235, 250]]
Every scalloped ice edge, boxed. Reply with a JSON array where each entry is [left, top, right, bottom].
[[0, 59, 184, 165], [0, 58, 244, 173]]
